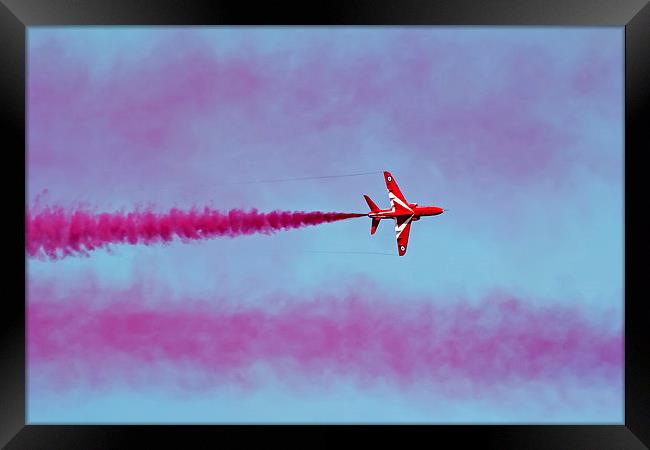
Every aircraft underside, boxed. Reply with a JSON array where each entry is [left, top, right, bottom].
[[363, 171, 444, 256]]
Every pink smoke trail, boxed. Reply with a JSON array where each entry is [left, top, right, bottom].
[[26, 206, 365, 259], [28, 284, 622, 391]]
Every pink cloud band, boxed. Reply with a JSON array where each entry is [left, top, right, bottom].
[[29, 286, 622, 390]]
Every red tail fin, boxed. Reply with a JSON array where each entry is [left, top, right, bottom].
[[364, 195, 380, 213], [370, 218, 380, 235]]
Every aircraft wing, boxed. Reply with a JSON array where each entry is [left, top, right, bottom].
[[384, 171, 413, 214], [395, 215, 414, 256]]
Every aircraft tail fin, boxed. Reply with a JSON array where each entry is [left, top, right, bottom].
[[364, 195, 380, 213], [370, 218, 380, 235]]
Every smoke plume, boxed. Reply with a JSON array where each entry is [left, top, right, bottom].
[[26, 206, 364, 259]]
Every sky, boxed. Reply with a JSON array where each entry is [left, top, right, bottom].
[[26, 26, 624, 423]]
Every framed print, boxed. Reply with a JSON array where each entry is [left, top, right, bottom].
[[2, 0, 648, 448]]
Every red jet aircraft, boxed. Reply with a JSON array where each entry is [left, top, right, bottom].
[[364, 171, 444, 256]]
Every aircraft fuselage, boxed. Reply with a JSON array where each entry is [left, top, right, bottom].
[[368, 205, 444, 221]]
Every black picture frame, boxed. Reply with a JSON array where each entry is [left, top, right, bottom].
[[2, 1, 647, 448]]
